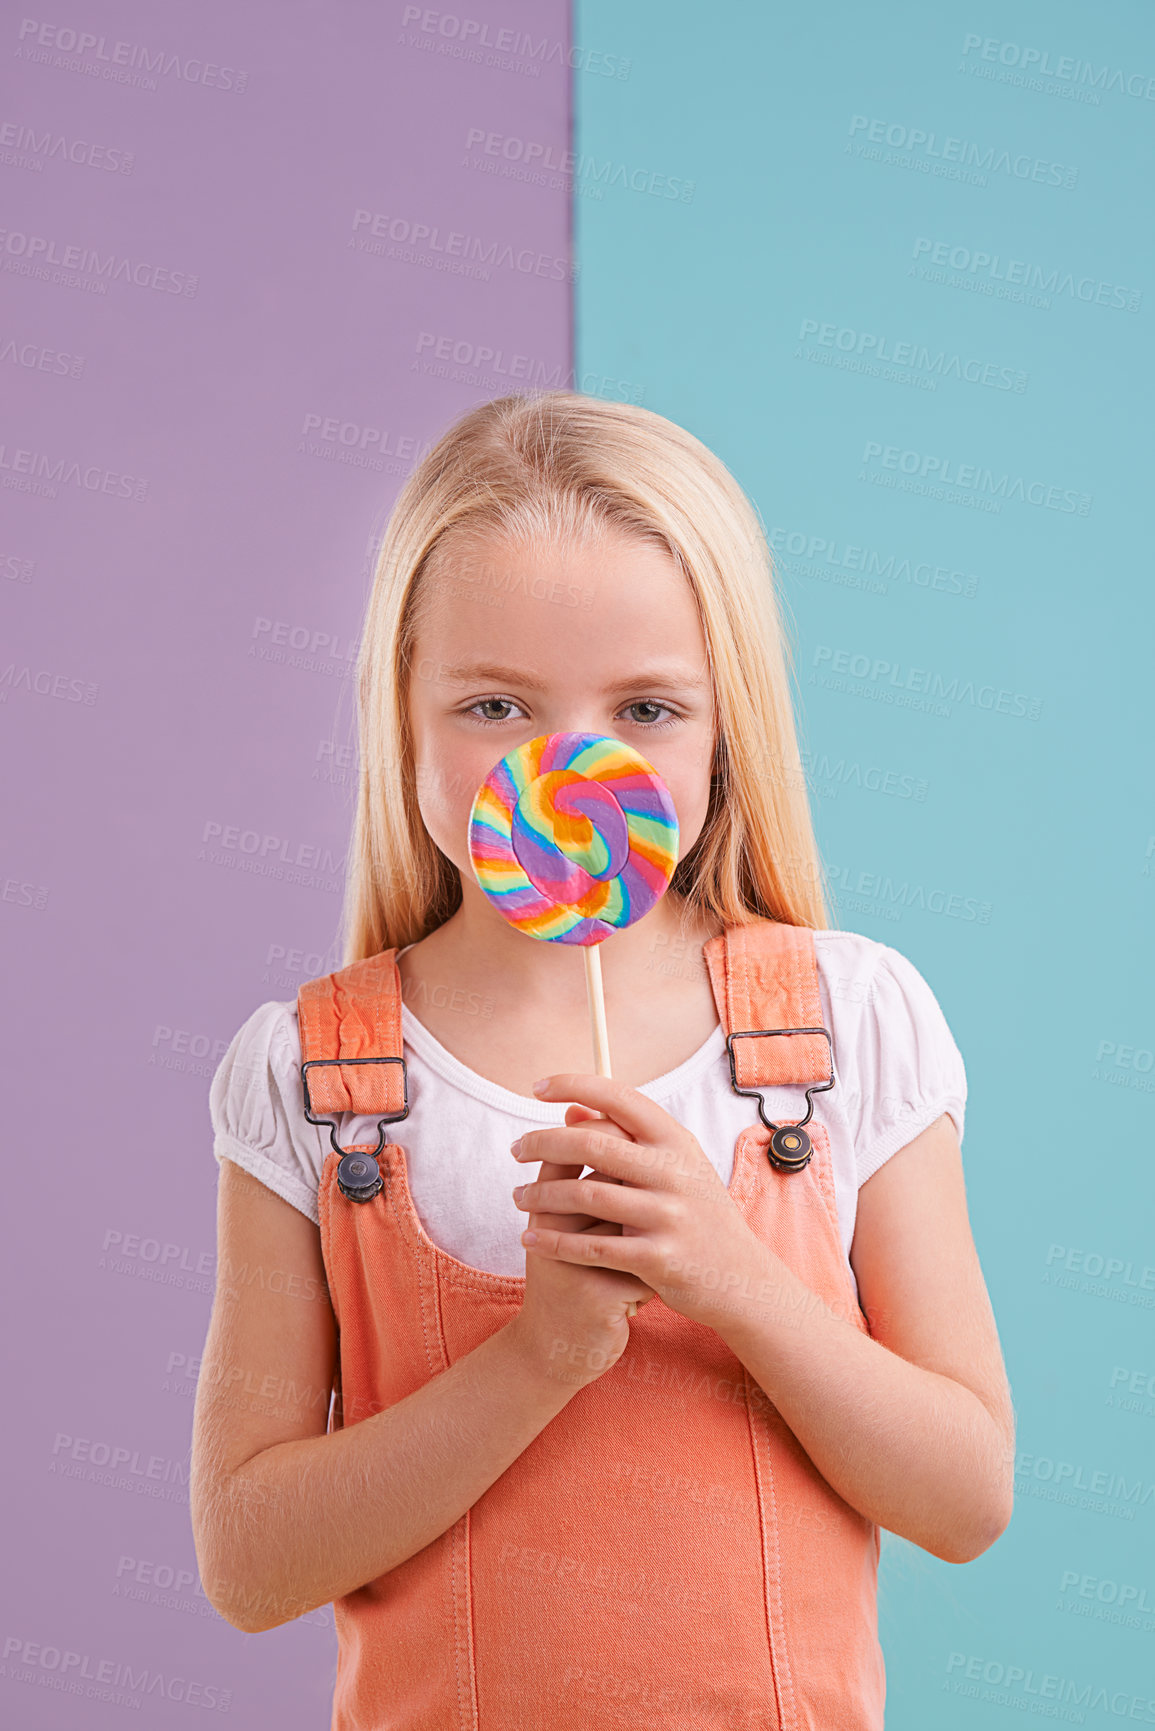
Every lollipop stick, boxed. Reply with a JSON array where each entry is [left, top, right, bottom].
[[583, 944, 612, 1078], [581, 945, 637, 1319]]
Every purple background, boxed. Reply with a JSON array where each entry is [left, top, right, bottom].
[[2, 3, 571, 1720]]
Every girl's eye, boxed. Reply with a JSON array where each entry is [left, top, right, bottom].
[[463, 698, 681, 730], [465, 697, 525, 724], [620, 700, 680, 730]]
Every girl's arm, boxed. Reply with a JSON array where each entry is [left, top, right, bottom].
[[726, 1111, 1016, 1563], [515, 1081, 1016, 1565], [189, 1162, 576, 1634]]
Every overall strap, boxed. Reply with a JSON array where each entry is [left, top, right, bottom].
[[703, 920, 834, 1171], [297, 950, 409, 1193]]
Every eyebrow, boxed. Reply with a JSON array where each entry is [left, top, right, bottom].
[[442, 661, 709, 694]]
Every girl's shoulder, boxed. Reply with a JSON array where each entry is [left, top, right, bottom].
[[810, 927, 968, 1178], [208, 999, 321, 1224], [211, 998, 302, 1098], [812, 927, 953, 1021]]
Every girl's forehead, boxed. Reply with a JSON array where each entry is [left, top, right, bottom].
[[409, 533, 713, 701], [429, 525, 675, 577], [418, 596, 709, 687], [420, 533, 700, 629]]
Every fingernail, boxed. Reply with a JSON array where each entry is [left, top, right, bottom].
[[512, 1186, 525, 1203], [531, 1078, 549, 1096], [521, 1230, 538, 1245], [510, 1137, 523, 1157]]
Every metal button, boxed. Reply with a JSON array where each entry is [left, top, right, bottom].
[[337, 1152, 383, 1203], [768, 1126, 813, 1171]]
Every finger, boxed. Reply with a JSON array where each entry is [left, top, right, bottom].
[[521, 1221, 658, 1304], [564, 1102, 631, 1140], [520, 1194, 662, 1312], [527, 1198, 631, 1238], [534, 1073, 689, 1145], [563, 1103, 600, 1126], [565, 1105, 637, 1188], [519, 1116, 635, 1173], [561, 1108, 635, 1198], [536, 1158, 586, 1182], [525, 1159, 640, 1236], [515, 1178, 666, 1232], [520, 1222, 654, 1281], [528, 1157, 599, 1234], [517, 1123, 687, 1191]]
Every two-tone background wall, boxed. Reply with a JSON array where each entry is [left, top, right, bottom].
[[3, 1, 1152, 1724]]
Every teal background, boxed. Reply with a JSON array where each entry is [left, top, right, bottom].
[[575, 1, 1155, 1723]]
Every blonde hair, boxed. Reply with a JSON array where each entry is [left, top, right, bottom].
[[339, 391, 833, 964]]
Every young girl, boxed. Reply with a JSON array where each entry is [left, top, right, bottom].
[[192, 391, 1015, 1730]]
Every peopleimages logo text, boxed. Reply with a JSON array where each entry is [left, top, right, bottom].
[[812, 646, 1042, 720], [861, 442, 1092, 515], [798, 319, 1026, 392], [961, 35, 1155, 101], [911, 237, 1140, 311], [350, 209, 573, 281], [15, 19, 248, 91], [848, 116, 1076, 187]]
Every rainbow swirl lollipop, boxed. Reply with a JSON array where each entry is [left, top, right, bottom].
[[468, 732, 679, 945]]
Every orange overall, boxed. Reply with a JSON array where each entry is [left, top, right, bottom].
[[297, 919, 885, 1730]]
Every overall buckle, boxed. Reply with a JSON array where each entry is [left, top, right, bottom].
[[725, 1027, 834, 1172], [301, 1056, 409, 1202]]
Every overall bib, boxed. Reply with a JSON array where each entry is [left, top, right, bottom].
[[297, 918, 885, 1730]]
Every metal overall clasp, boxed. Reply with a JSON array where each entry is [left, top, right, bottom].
[[725, 1027, 835, 1172], [301, 1056, 409, 1202]]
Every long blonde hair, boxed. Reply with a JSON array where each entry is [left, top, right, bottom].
[[339, 391, 833, 963]]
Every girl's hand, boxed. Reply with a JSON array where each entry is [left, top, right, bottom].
[[509, 1103, 657, 1391], [513, 1074, 774, 1335]]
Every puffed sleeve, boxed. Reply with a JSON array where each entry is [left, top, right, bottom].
[[208, 1000, 325, 1224], [842, 944, 968, 1187]]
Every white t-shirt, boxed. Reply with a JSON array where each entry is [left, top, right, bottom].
[[209, 930, 966, 1307]]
